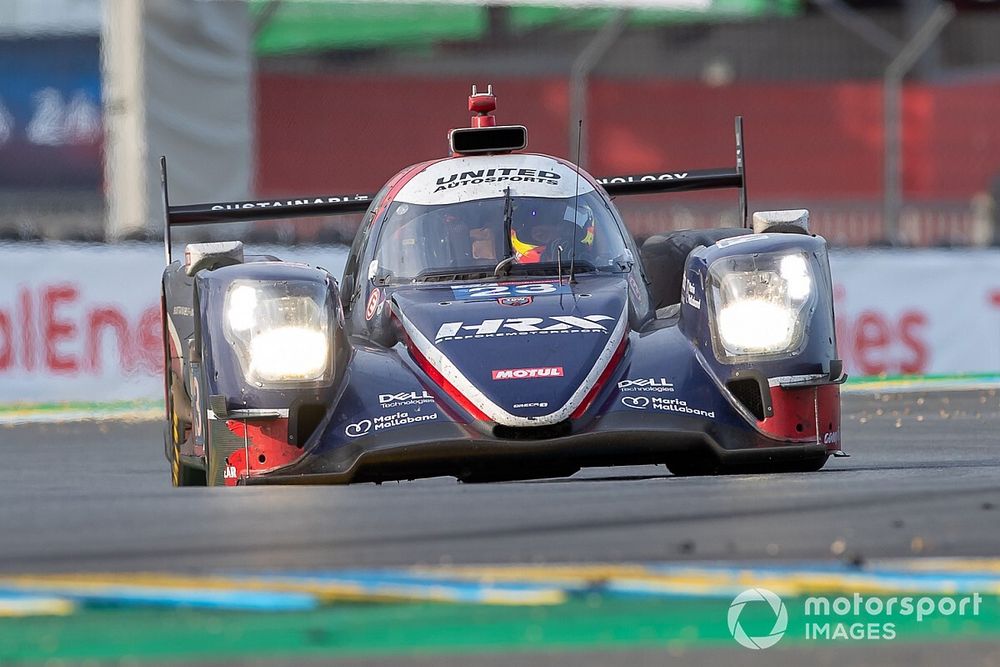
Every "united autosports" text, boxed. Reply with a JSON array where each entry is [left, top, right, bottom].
[[434, 168, 561, 192]]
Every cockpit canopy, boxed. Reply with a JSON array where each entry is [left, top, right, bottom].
[[371, 156, 632, 282]]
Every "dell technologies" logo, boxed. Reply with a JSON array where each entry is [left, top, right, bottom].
[[617, 378, 674, 392], [436, 315, 613, 341]]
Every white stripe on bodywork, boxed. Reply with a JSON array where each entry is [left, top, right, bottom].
[[207, 408, 290, 420], [397, 299, 628, 427], [393, 155, 594, 206], [768, 374, 827, 388]]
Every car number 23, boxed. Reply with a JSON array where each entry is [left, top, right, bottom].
[[452, 281, 568, 300]]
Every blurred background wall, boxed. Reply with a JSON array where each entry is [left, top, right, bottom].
[[0, 0, 999, 402], [2, 0, 999, 246]]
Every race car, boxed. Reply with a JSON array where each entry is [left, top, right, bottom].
[[160, 85, 845, 487]]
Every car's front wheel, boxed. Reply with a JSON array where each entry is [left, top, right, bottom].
[[667, 453, 829, 477], [165, 377, 206, 487]]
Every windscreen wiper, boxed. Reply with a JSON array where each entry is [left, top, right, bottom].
[[493, 186, 516, 278]]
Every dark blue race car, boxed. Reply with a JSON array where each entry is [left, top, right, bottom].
[[160, 85, 845, 486]]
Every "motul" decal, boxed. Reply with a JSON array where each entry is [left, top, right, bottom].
[[491, 366, 564, 380]]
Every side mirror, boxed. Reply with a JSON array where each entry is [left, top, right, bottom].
[[752, 209, 809, 235], [184, 241, 244, 276], [340, 273, 355, 311]]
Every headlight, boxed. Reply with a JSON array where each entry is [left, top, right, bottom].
[[708, 251, 815, 359], [223, 280, 331, 383]]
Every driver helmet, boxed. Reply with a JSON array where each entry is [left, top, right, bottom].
[[511, 201, 596, 264]]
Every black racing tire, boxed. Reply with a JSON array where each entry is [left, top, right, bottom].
[[665, 457, 721, 477], [166, 377, 206, 487], [667, 453, 830, 477], [769, 454, 830, 474], [457, 465, 581, 484], [163, 285, 205, 487], [641, 228, 751, 310], [733, 453, 830, 474]]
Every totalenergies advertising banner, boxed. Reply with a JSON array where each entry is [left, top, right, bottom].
[[0, 244, 346, 404], [0, 244, 997, 406], [832, 250, 1000, 377], [0, 244, 160, 403]]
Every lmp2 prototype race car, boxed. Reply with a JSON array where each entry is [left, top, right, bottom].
[[160, 85, 845, 487]]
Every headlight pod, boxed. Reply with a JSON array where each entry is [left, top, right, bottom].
[[708, 251, 815, 360], [223, 280, 332, 384]]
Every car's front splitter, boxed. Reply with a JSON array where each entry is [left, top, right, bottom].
[[239, 411, 829, 485]]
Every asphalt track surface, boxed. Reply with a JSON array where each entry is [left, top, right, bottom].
[[1, 389, 997, 574], [2, 389, 999, 665]]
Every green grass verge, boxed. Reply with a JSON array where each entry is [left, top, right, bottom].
[[2, 595, 998, 663], [0, 399, 162, 416], [846, 373, 1000, 386]]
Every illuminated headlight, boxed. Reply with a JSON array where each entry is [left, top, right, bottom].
[[708, 251, 815, 359], [224, 280, 331, 383]]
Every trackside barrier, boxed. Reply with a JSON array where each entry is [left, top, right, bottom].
[[0, 243, 997, 408], [0, 243, 347, 405]]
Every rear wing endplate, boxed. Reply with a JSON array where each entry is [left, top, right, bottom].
[[161, 116, 748, 264]]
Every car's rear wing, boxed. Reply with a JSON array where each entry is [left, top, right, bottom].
[[596, 116, 748, 230], [161, 117, 747, 264], [159, 157, 374, 263]]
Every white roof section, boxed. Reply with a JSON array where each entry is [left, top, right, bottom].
[[395, 154, 595, 206]]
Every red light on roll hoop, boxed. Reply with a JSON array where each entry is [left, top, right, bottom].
[[469, 84, 497, 128]]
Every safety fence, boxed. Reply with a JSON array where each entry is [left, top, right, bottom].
[[0, 243, 997, 409]]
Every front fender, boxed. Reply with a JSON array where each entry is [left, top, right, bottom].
[[195, 262, 349, 450], [671, 232, 841, 449], [679, 233, 838, 382]]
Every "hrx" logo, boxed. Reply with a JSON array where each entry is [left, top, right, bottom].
[[436, 315, 613, 341]]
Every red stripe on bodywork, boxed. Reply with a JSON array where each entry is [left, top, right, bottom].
[[403, 332, 490, 422], [372, 160, 439, 221], [571, 336, 629, 419], [403, 315, 627, 424]]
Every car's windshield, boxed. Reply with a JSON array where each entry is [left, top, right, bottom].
[[373, 191, 630, 282]]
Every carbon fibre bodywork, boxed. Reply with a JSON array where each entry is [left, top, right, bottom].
[[162, 225, 842, 486], [160, 92, 842, 486]]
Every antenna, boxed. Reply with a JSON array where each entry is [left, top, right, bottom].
[[160, 156, 171, 264], [569, 120, 583, 284], [736, 116, 748, 229]]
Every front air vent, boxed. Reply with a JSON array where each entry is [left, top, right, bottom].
[[727, 378, 769, 422], [294, 404, 326, 448], [493, 420, 571, 441]]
